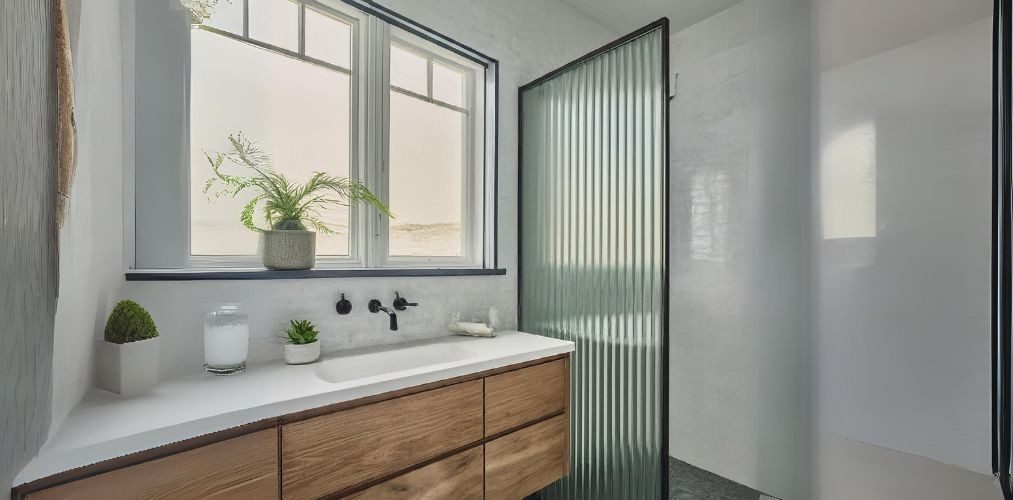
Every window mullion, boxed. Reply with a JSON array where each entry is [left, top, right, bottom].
[[378, 19, 392, 267], [363, 16, 391, 267], [427, 57, 434, 98], [298, 2, 305, 55]]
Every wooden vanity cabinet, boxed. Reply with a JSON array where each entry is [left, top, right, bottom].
[[486, 415, 569, 500], [281, 380, 484, 499], [344, 446, 485, 500], [24, 429, 278, 500], [13, 354, 570, 500], [485, 359, 567, 436]]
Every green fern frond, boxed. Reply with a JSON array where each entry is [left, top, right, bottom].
[[202, 133, 392, 233], [240, 194, 264, 232]]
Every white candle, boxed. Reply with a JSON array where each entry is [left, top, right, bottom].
[[204, 304, 249, 374], [204, 323, 249, 367]]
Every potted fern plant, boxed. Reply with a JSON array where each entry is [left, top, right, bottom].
[[204, 133, 392, 270], [97, 300, 160, 396], [284, 319, 321, 365]]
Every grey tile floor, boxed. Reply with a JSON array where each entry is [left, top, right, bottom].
[[669, 457, 778, 500]]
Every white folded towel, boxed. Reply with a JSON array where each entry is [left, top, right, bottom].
[[450, 321, 496, 337]]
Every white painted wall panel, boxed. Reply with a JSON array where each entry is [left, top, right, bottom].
[[816, 16, 992, 476], [51, 0, 126, 436]]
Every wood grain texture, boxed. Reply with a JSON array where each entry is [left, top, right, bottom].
[[279, 354, 568, 425], [563, 355, 571, 473], [282, 380, 484, 500], [25, 430, 278, 500], [1, 2, 57, 500], [485, 415, 568, 500], [485, 359, 566, 436], [344, 446, 484, 500]]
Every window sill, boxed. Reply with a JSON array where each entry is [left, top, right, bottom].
[[125, 267, 507, 282]]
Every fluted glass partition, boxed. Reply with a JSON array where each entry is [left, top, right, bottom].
[[519, 22, 668, 499]]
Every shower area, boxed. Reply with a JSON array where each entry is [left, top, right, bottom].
[[518, 1, 812, 498]]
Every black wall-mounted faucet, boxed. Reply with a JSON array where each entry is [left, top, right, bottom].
[[393, 292, 418, 311], [368, 299, 398, 331]]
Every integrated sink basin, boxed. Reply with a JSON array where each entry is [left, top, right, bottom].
[[315, 340, 477, 384]]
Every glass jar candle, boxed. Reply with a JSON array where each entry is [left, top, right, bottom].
[[204, 304, 249, 375]]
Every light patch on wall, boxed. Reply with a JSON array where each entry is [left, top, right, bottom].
[[822, 120, 877, 239], [690, 170, 730, 262]]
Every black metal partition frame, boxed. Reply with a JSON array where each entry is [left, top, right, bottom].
[[994, 0, 1012, 497]]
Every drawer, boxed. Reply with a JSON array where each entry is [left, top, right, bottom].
[[485, 359, 567, 436], [344, 446, 484, 500], [485, 414, 568, 500], [26, 429, 278, 500], [281, 380, 484, 499]]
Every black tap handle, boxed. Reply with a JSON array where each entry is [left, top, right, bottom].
[[393, 292, 418, 311], [335, 293, 352, 315]]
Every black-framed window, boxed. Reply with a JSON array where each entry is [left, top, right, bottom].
[[129, 0, 499, 277]]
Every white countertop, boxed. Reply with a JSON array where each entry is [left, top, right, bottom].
[[15, 331, 574, 486]]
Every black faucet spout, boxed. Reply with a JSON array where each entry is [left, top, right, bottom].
[[367, 299, 399, 331]]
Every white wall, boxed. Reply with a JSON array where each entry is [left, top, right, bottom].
[[64, 1, 616, 379], [816, 434, 1000, 500], [668, 1, 813, 498], [668, 0, 756, 483], [51, 0, 126, 434], [815, 5, 995, 497], [1, 3, 58, 498]]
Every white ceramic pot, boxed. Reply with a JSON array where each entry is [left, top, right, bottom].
[[284, 341, 320, 365], [97, 337, 160, 396]]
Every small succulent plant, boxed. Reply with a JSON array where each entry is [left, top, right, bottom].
[[104, 300, 159, 344], [285, 320, 319, 345]]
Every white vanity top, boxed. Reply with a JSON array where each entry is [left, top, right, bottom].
[[15, 331, 574, 486]]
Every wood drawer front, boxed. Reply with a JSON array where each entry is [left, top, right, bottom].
[[281, 380, 484, 500], [344, 446, 484, 500], [26, 429, 278, 500], [485, 359, 566, 436], [485, 414, 568, 500]]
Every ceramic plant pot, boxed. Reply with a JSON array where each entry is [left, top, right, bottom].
[[284, 341, 320, 365], [261, 229, 316, 270], [97, 337, 160, 396]]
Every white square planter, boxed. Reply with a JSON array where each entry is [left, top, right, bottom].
[[97, 337, 160, 396]]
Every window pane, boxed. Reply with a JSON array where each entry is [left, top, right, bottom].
[[248, 0, 298, 51], [390, 44, 428, 95], [305, 7, 352, 69], [205, 0, 243, 34], [190, 29, 351, 256], [432, 61, 464, 107], [388, 91, 463, 257]]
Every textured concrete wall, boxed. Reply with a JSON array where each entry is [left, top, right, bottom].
[[0, 2, 57, 499]]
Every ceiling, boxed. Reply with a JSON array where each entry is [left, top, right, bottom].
[[560, 0, 992, 71], [558, 0, 743, 35], [819, 0, 991, 70]]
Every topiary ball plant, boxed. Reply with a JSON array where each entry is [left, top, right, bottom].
[[104, 300, 159, 344]]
